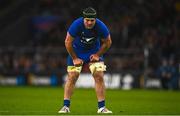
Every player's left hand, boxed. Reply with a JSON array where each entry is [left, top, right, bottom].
[[90, 54, 100, 62]]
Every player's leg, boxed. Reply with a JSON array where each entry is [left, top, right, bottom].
[[89, 62, 112, 113], [93, 71, 105, 101], [64, 71, 79, 100], [58, 65, 82, 113]]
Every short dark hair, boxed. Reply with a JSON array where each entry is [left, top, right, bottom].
[[82, 7, 97, 18]]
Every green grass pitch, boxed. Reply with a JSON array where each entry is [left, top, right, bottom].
[[0, 86, 180, 115]]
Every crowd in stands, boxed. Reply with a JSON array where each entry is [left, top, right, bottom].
[[0, 0, 179, 88]]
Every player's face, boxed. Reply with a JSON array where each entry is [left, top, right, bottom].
[[84, 18, 96, 29]]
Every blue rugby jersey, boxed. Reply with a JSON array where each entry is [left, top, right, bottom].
[[67, 17, 110, 65]]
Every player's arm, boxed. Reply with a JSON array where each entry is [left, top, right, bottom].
[[97, 35, 112, 56], [65, 32, 77, 59], [65, 32, 83, 66], [90, 35, 112, 62]]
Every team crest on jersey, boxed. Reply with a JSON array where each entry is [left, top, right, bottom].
[[80, 31, 96, 44], [81, 37, 95, 44]]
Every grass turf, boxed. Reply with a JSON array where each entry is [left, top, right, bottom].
[[0, 86, 180, 115]]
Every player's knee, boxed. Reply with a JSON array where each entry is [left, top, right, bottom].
[[67, 72, 79, 84], [93, 72, 104, 83], [67, 78, 77, 85]]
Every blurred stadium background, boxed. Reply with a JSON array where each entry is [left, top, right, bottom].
[[0, 0, 179, 89], [0, 0, 180, 115]]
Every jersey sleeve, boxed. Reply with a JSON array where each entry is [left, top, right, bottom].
[[98, 21, 110, 39], [68, 19, 80, 38]]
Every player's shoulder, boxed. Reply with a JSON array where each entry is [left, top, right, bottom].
[[72, 17, 83, 25], [95, 18, 108, 29], [96, 18, 104, 24]]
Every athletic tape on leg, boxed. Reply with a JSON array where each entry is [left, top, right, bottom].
[[67, 66, 82, 73], [89, 62, 106, 74]]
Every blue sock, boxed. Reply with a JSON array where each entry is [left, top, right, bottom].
[[64, 99, 70, 107], [98, 100, 105, 109]]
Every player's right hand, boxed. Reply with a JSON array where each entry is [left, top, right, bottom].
[[73, 58, 83, 67]]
